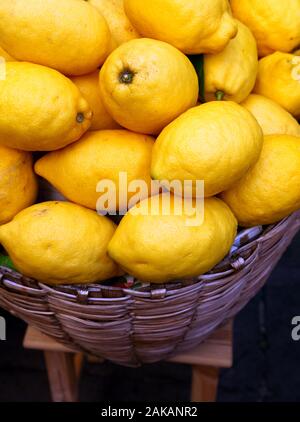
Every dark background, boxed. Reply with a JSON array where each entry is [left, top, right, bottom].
[[0, 232, 300, 402]]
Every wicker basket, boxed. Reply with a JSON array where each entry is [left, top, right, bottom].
[[0, 211, 299, 367]]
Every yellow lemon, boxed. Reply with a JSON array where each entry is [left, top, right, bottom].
[[0, 62, 92, 151], [254, 52, 300, 118], [71, 71, 120, 131], [230, 0, 300, 57], [151, 102, 263, 197], [0, 146, 37, 225], [0, 45, 14, 61], [241, 94, 300, 137], [108, 195, 237, 283], [0, 0, 111, 76], [204, 20, 258, 103], [100, 38, 198, 135], [88, 0, 139, 47], [222, 135, 300, 227], [35, 130, 155, 212], [0, 201, 122, 285], [124, 0, 237, 54]]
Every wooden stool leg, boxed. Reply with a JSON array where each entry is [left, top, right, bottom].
[[191, 365, 219, 402], [44, 351, 81, 402]]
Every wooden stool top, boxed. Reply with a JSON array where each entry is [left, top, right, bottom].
[[24, 320, 233, 368]]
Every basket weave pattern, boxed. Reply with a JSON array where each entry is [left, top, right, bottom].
[[0, 211, 299, 367]]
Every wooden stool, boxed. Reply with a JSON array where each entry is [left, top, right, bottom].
[[23, 321, 233, 403]]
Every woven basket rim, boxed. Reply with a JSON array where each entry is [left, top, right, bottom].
[[1, 211, 299, 300], [0, 211, 299, 366]]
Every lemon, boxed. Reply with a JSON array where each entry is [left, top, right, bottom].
[[35, 130, 155, 212], [124, 0, 237, 54], [0, 146, 37, 225], [71, 71, 120, 131], [151, 101, 263, 197], [222, 135, 300, 227], [100, 38, 198, 135], [88, 0, 139, 47], [108, 194, 237, 283], [254, 52, 300, 118], [230, 0, 300, 57], [204, 20, 258, 103], [0, 62, 92, 151], [0, 45, 14, 61], [241, 94, 300, 137], [0, 0, 111, 76], [0, 201, 122, 285]]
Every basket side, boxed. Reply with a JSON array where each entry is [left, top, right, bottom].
[[0, 211, 299, 366]]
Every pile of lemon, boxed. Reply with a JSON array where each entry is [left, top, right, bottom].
[[0, 0, 300, 286]]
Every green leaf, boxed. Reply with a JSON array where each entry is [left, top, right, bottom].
[[0, 254, 15, 270], [188, 54, 205, 103]]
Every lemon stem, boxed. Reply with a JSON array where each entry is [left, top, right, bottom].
[[119, 69, 134, 84], [76, 112, 85, 123], [215, 90, 225, 101]]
